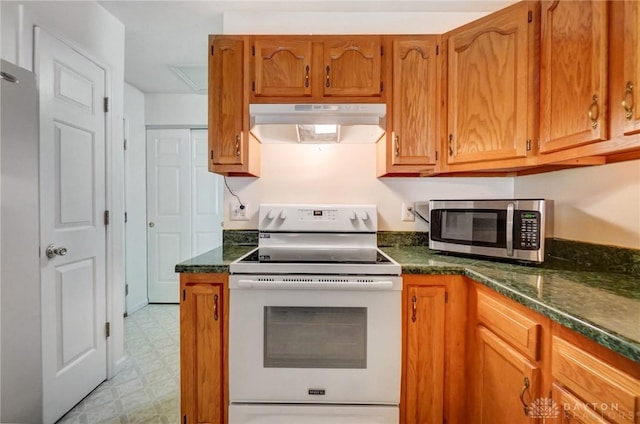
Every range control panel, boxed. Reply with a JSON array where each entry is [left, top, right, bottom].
[[515, 211, 541, 250], [258, 204, 377, 232]]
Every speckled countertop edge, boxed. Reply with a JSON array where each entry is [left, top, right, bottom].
[[176, 245, 640, 363]]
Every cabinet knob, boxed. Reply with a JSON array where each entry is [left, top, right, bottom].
[[235, 134, 242, 157], [393, 132, 400, 157], [305, 65, 310, 88], [325, 66, 331, 88], [588, 94, 599, 130]]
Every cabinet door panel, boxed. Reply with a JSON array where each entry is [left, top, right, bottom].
[[554, 384, 609, 424], [391, 38, 438, 167], [405, 285, 446, 424], [622, 0, 640, 136], [323, 37, 382, 97], [447, 3, 533, 164], [540, 0, 608, 153], [210, 37, 245, 166], [181, 282, 224, 424], [475, 326, 541, 424], [253, 39, 312, 97]]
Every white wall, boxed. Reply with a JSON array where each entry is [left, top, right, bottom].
[[145, 93, 208, 127], [1, 0, 127, 384], [224, 143, 514, 230], [124, 83, 148, 314], [515, 160, 640, 249]]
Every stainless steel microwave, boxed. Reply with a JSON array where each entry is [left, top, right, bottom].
[[428, 199, 553, 263]]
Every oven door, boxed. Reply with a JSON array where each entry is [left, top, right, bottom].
[[228, 281, 401, 405]]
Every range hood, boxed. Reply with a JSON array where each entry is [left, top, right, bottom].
[[249, 103, 386, 144], [250, 103, 386, 126]]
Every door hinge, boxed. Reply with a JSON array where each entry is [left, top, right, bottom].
[[124, 139, 127, 151], [103, 97, 109, 113], [445, 292, 449, 303], [526, 139, 532, 151], [252, 81, 255, 92], [436, 44, 440, 55], [380, 45, 383, 56], [380, 81, 383, 92], [182, 289, 186, 301], [124, 211, 128, 223], [105, 322, 111, 338], [125, 284, 129, 296], [210, 45, 214, 56], [435, 150, 439, 161], [528, 10, 533, 23], [252, 45, 256, 56], [104, 210, 110, 226], [183, 415, 187, 424], [210, 150, 214, 160]]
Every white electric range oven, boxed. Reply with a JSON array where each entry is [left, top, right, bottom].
[[228, 204, 402, 424]]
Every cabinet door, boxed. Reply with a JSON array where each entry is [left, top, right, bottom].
[[181, 282, 224, 424], [539, 0, 608, 153], [210, 36, 245, 167], [404, 285, 446, 424], [322, 36, 382, 97], [622, 0, 640, 136], [446, 2, 535, 165], [389, 37, 438, 169], [474, 326, 542, 424], [253, 38, 313, 97], [554, 384, 609, 424]]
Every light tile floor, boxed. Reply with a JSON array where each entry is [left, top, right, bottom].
[[57, 304, 180, 424]]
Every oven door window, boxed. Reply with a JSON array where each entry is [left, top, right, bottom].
[[264, 306, 367, 369], [431, 209, 507, 247]]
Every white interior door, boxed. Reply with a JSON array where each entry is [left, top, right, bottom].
[[35, 27, 108, 424], [191, 128, 223, 255], [146, 129, 191, 303], [146, 128, 222, 303]]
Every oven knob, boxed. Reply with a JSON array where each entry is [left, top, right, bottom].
[[279, 210, 287, 220], [266, 210, 275, 220], [349, 211, 357, 220], [360, 211, 369, 221]]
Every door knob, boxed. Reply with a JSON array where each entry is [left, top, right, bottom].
[[46, 244, 68, 259]]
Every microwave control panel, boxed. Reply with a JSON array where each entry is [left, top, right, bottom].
[[515, 211, 541, 250]]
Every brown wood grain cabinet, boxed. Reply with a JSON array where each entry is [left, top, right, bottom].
[[377, 36, 440, 177], [401, 275, 468, 424], [442, 1, 539, 170], [180, 273, 229, 424], [539, 0, 609, 154], [208, 35, 260, 177], [251, 35, 384, 102]]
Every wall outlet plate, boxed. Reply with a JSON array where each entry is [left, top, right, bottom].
[[230, 201, 250, 221], [401, 202, 415, 222]]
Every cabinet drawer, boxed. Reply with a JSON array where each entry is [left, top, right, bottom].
[[554, 383, 609, 424], [552, 336, 640, 424], [477, 290, 541, 361]]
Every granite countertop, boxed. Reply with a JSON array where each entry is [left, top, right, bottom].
[[175, 245, 640, 363]]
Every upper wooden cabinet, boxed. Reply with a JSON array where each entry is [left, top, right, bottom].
[[443, 1, 539, 168], [209, 35, 260, 176], [377, 36, 440, 177], [539, 0, 609, 154], [251, 35, 384, 102]]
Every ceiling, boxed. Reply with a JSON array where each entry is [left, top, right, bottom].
[[98, 0, 518, 94]]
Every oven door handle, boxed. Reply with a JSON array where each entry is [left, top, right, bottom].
[[236, 279, 395, 290]]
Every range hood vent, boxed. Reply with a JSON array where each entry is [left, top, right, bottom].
[[250, 103, 386, 127]]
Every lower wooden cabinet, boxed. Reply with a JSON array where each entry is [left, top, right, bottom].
[[401, 275, 468, 424], [474, 326, 542, 424], [180, 273, 228, 424], [554, 384, 609, 424]]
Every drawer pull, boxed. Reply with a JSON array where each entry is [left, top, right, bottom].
[[622, 81, 634, 121], [588, 94, 599, 129], [519, 376, 530, 416]]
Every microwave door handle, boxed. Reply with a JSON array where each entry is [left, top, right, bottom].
[[506, 203, 515, 257]]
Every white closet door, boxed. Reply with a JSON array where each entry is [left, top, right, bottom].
[[146, 129, 191, 303], [191, 128, 223, 255]]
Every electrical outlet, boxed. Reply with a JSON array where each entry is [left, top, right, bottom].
[[401, 202, 414, 222], [230, 201, 250, 221]]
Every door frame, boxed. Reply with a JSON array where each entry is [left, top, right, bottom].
[[34, 26, 119, 382]]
